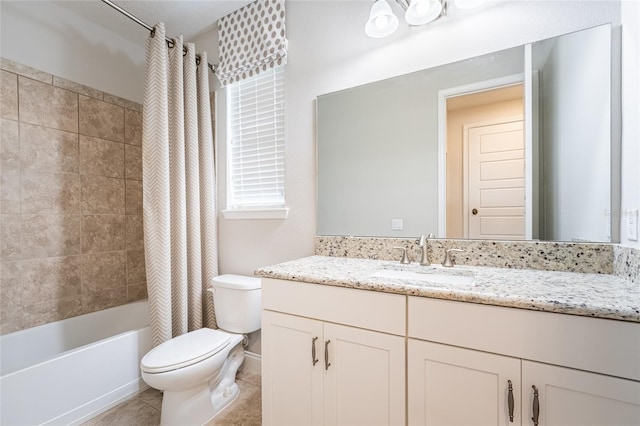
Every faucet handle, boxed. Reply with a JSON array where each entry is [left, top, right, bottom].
[[392, 246, 411, 264], [442, 248, 464, 267]]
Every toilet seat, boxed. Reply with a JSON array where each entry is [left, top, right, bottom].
[[141, 328, 231, 374]]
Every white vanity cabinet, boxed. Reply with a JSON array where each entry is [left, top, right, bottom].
[[261, 278, 406, 426], [408, 297, 640, 426], [408, 339, 522, 425]]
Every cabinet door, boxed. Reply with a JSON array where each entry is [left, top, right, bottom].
[[262, 310, 324, 426], [522, 361, 640, 426], [408, 339, 521, 426], [323, 323, 405, 426]]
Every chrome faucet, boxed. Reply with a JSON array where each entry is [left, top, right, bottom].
[[418, 233, 435, 266]]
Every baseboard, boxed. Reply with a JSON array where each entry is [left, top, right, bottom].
[[241, 350, 262, 375]]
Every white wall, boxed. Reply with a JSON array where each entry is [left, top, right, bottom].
[[0, 1, 145, 103], [539, 25, 612, 242], [620, 0, 640, 248], [191, 0, 624, 277]]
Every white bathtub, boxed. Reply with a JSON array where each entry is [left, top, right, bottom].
[[0, 300, 153, 425]]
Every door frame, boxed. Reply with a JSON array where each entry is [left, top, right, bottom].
[[437, 73, 526, 238], [462, 116, 524, 239]]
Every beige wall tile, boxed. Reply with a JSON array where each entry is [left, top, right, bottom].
[[1, 163, 20, 213], [53, 76, 103, 100], [126, 215, 144, 251], [125, 180, 143, 214], [104, 94, 143, 112], [0, 261, 23, 333], [82, 287, 127, 314], [18, 77, 78, 133], [81, 251, 126, 291], [1, 58, 52, 84], [79, 95, 124, 142], [23, 256, 81, 299], [124, 144, 142, 180], [127, 282, 148, 302], [1, 261, 22, 307], [21, 214, 82, 259], [126, 249, 146, 284], [1, 214, 22, 260], [79, 135, 124, 178], [22, 169, 79, 214], [23, 295, 82, 328], [20, 123, 79, 173], [82, 214, 126, 253], [0, 70, 18, 120], [81, 175, 125, 214], [124, 109, 142, 146], [1, 119, 19, 166]]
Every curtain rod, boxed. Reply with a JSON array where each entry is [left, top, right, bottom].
[[100, 0, 216, 73]]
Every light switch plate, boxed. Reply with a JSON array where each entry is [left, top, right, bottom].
[[391, 218, 403, 231], [627, 210, 638, 241]]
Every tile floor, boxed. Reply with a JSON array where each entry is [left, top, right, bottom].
[[82, 370, 261, 426]]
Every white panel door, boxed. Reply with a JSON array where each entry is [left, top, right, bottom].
[[408, 339, 522, 426], [522, 361, 640, 426], [262, 310, 324, 426], [323, 323, 405, 426], [466, 120, 525, 240]]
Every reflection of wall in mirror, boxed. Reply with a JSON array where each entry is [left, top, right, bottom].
[[536, 25, 611, 242], [446, 86, 524, 238]]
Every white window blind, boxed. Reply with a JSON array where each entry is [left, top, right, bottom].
[[227, 65, 285, 210]]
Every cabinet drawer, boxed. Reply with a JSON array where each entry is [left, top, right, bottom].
[[409, 297, 640, 381], [262, 278, 406, 335]]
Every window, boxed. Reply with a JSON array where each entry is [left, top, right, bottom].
[[225, 65, 286, 219]]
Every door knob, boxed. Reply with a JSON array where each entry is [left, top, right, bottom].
[[472, 208, 478, 215]]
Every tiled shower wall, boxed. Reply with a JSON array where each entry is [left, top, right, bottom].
[[0, 58, 146, 334]]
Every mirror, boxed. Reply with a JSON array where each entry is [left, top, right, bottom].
[[317, 25, 617, 242]]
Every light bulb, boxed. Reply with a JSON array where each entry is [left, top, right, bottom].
[[375, 15, 389, 29], [415, 1, 429, 16]]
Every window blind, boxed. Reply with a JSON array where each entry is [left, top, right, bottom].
[[227, 65, 285, 209]]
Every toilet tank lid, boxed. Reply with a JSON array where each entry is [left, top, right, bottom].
[[212, 274, 261, 290]]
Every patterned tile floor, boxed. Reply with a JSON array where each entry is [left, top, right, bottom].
[[82, 371, 261, 426]]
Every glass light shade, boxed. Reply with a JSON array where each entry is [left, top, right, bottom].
[[454, 0, 485, 9], [365, 0, 399, 38], [405, 0, 443, 26]]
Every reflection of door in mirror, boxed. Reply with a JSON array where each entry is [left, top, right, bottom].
[[445, 85, 525, 240]]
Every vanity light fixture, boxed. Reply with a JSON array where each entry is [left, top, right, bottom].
[[365, 0, 445, 38]]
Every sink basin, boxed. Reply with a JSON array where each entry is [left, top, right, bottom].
[[371, 269, 476, 287]]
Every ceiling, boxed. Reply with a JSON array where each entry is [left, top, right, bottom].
[[57, 0, 253, 45]]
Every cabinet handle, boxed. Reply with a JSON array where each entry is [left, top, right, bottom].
[[531, 385, 539, 426], [508, 380, 514, 422], [324, 340, 331, 370], [311, 337, 319, 366]]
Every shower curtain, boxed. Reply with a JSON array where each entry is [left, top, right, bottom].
[[142, 23, 217, 347]]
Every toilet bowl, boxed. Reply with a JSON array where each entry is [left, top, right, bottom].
[[140, 274, 261, 426]]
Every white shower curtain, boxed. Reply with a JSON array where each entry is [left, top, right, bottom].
[[142, 23, 217, 347]]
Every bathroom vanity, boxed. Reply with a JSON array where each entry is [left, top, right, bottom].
[[256, 256, 640, 426]]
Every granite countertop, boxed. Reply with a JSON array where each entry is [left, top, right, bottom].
[[255, 256, 640, 323]]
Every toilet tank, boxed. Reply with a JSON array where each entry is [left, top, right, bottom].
[[210, 274, 261, 334]]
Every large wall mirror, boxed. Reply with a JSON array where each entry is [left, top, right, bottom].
[[317, 24, 619, 243]]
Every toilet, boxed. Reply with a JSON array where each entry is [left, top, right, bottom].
[[140, 274, 261, 426]]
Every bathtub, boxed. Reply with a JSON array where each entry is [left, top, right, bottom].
[[0, 300, 153, 425]]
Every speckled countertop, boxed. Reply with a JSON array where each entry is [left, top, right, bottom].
[[255, 256, 640, 323]]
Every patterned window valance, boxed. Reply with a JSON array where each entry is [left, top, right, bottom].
[[215, 0, 287, 87]]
